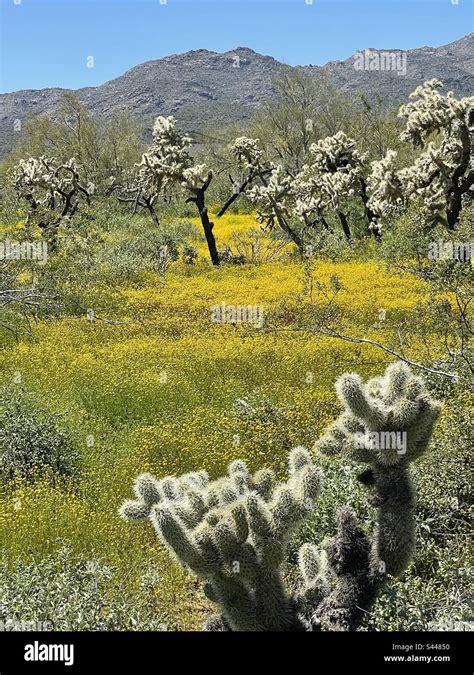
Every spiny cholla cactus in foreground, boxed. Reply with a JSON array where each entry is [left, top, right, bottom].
[[315, 362, 442, 579], [121, 363, 441, 631], [121, 448, 321, 631]]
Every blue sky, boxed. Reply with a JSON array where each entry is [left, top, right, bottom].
[[1, 0, 472, 92]]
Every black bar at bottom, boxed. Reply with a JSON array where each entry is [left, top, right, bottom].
[[0, 630, 470, 673]]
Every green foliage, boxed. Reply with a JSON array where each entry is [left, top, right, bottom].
[[0, 386, 80, 483], [3, 93, 142, 194], [0, 546, 168, 631], [248, 72, 356, 173]]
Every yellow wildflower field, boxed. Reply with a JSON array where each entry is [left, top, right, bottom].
[[0, 216, 450, 629]]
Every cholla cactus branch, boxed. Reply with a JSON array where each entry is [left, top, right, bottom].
[[369, 80, 474, 229], [216, 137, 273, 218], [111, 115, 193, 225], [293, 132, 375, 241], [248, 165, 304, 250], [121, 448, 321, 631], [315, 362, 441, 578]]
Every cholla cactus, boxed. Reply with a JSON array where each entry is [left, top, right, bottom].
[[293, 132, 370, 241], [309, 132, 368, 177], [392, 80, 473, 229], [366, 150, 406, 233], [111, 115, 220, 263], [121, 363, 440, 632], [181, 164, 209, 192], [306, 362, 442, 631], [216, 137, 273, 219], [148, 116, 193, 181], [308, 507, 375, 632], [113, 116, 192, 225], [247, 165, 304, 249], [366, 80, 474, 230], [315, 362, 442, 578], [229, 137, 265, 171], [248, 165, 294, 231], [121, 448, 322, 631], [12, 156, 91, 239], [398, 79, 473, 147]]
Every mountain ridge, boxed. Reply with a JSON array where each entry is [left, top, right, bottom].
[[1, 33, 472, 158]]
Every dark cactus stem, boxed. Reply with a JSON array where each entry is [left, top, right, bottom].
[[192, 173, 220, 266], [216, 172, 255, 218], [446, 122, 472, 230], [446, 188, 462, 231], [315, 508, 376, 632], [271, 204, 304, 252], [359, 177, 381, 240], [371, 466, 416, 577], [337, 210, 352, 243], [145, 199, 160, 226]]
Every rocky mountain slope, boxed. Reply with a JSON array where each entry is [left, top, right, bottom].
[[1, 33, 472, 158]]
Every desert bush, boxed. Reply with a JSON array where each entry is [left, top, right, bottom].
[[0, 386, 80, 483], [217, 245, 246, 266], [226, 229, 289, 265], [181, 244, 198, 265], [0, 546, 169, 631], [106, 230, 181, 278]]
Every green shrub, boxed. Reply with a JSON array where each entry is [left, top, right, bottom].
[[0, 546, 170, 631], [0, 386, 80, 483]]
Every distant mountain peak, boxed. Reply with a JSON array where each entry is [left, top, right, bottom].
[[0, 33, 472, 159]]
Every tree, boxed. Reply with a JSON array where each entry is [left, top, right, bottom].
[[295, 131, 376, 242], [111, 116, 192, 226], [112, 116, 223, 264], [248, 131, 378, 246], [4, 93, 142, 194], [182, 164, 220, 266], [216, 136, 273, 217], [248, 164, 304, 250], [249, 71, 354, 174]]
